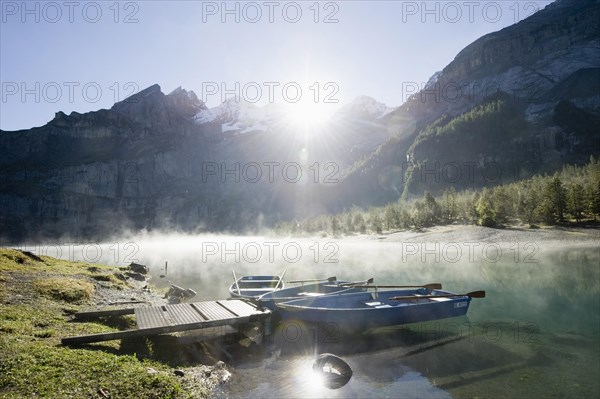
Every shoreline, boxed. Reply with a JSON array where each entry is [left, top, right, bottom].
[[308, 224, 600, 248], [2, 232, 598, 398], [3, 224, 599, 248], [0, 248, 230, 398]]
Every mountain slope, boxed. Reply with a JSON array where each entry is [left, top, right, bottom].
[[0, 85, 399, 240], [325, 0, 600, 209], [1, 0, 598, 240]]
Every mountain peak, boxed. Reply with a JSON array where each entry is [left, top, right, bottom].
[[109, 84, 204, 122], [335, 95, 397, 119], [166, 86, 206, 115], [110, 83, 164, 115], [349, 95, 379, 104], [131, 83, 162, 100]]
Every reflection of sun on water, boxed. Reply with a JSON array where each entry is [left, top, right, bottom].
[[297, 358, 327, 397]]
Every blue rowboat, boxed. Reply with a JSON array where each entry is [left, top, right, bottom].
[[275, 289, 483, 333], [229, 275, 285, 299], [258, 280, 370, 310]]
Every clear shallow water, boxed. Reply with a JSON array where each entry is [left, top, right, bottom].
[[23, 235, 600, 398]]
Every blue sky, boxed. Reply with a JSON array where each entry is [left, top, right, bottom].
[[0, 0, 553, 131]]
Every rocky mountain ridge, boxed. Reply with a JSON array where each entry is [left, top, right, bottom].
[[0, 82, 398, 240], [1, 0, 598, 241], [324, 0, 600, 209]]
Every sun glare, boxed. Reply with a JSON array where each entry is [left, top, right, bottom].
[[285, 100, 332, 131]]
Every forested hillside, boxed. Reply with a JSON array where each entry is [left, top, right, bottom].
[[278, 158, 600, 235]]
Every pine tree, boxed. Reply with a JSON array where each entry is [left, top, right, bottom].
[[476, 188, 496, 227], [398, 207, 411, 229], [384, 204, 400, 230], [491, 186, 511, 224], [587, 179, 600, 220], [468, 192, 480, 224], [442, 187, 457, 223], [354, 213, 367, 234], [542, 175, 567, 223], [567, 183, 585, 222], [369, 211, 383, 234], [344, 212, 354, 233], [514, 185, 527, 221], [423, 191, 440, 226], [523, 185, 540, 225], [331, 216, 340, 235], [412, 200, 426, 229]]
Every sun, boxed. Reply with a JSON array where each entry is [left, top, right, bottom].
[[284, 100, 332, 131]]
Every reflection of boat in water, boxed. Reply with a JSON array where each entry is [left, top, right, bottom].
[[229, 272, 286, 299], [258, 277, 373, 310], [276, 289, 484, 333]]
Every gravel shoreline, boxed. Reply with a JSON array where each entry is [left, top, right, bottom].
[[340, 224, 600, 247]]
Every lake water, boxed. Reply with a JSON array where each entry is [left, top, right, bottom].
[[23, 234, 600, 398]]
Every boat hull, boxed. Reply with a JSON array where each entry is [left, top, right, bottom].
[[275, 290, 471, 333]]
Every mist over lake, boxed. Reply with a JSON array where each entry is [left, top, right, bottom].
[[18, 226, 599, 398]]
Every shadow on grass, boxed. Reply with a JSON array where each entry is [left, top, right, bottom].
[[66, 314, 211, 367], [76, 334, 204, 368]]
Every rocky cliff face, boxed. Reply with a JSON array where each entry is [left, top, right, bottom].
[[0, 86, 222, 241], [400, 0, 600, 124], [1, 0, 598, 241], [327, 0, 600, 208], [0, 84, 396, 241]]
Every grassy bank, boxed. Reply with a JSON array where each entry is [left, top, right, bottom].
[[0, 248, 215, 399]]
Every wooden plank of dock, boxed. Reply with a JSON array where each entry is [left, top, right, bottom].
[[164, 303, 206, 325], [61, 299, 269, 345], [74, 308, 135, 319], [218, 300, 257, 317], [135, 306, 172, 329]]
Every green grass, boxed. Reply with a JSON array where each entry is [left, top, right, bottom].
[[0, 248, 208, 399], [1, 248, 111, 274], [0, 342, 183, 398], [33, 277, 95, 304]]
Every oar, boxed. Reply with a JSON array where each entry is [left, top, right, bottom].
[[288, 276, 337, 284], [364, 283, 442, 290], [390, 290, 486, 301], [275, 268, 287, 289], [339, 278, 374, 287], [232, 270, 241, 295]]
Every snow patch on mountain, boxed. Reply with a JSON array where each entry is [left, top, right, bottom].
[[194, 95, 397, 133], [194, 98, 288, 134], [334, 95, 397, 120]]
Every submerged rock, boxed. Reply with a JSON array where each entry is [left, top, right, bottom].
[[313, 353, 353, 389]]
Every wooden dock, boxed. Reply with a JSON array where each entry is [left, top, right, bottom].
[[61, 299, 270, 345]]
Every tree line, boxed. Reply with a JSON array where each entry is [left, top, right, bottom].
[[276, 157, 600, 235]]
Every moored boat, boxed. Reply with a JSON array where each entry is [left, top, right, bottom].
[[229, 273, 285, 299], [275, 288, 485, 333], [258, 277, 373, 310]]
